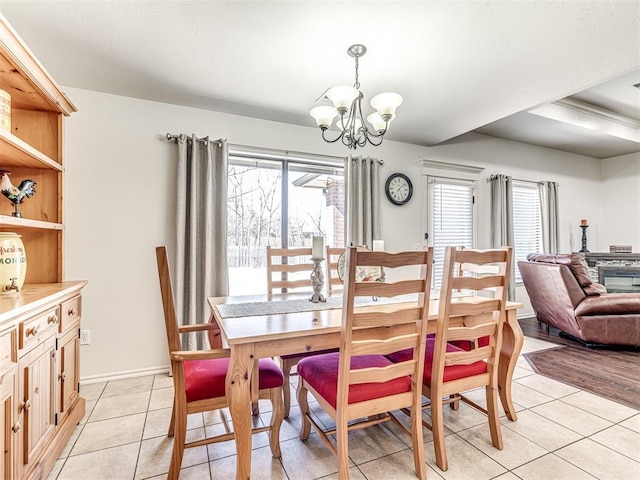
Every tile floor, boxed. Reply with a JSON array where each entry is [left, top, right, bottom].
[[47, 337, 640, 479]]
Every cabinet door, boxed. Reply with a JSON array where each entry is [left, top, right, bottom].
[[0, 367, 17, 480], [18, 334, 56, 471], [57, 327, 79, 423]]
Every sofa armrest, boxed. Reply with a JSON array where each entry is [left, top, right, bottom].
[[575, 293, 640, 316]]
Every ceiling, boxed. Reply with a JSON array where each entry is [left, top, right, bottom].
[[1, 1, 639, 159]]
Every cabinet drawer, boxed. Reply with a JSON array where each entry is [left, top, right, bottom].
[[0, 327, 16, 373], [19, 307, 59, 351], [60, 296, 81, 333]]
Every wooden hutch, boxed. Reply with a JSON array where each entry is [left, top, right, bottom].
[[0, 13, 86, 480]]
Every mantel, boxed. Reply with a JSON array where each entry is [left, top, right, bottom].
[[581, 252, 640, 266]]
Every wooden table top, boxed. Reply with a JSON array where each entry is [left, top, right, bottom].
[[209, 293, 522, 346]]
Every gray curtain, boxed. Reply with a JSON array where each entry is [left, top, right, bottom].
[[175, 135, 229, 349], [344, 155, 381, 248], [538, 181, 560, 254], [489, 174, 515, 300]]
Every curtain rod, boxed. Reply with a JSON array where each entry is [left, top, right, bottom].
[[487, 175, 548, 185], [166, 134, 383, 165], [165, 133, 222, 145]]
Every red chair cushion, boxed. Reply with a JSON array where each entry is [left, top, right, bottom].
[[297, 352, 411, 409], [385, 338, 487, 386], [449, 336, 490, 351], [184, 357, 284, 403]]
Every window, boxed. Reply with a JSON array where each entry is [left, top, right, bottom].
[[513, 182, 542, 283], [227, 150, 344, 295], [427, 177, 476, 290]]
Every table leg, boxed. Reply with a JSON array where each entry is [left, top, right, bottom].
[[499, 309, 524, 421], [226, 344, 254, 480]]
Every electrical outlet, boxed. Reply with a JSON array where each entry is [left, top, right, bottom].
[[80, 329, 90, 345], [413, 243, 422, 251]]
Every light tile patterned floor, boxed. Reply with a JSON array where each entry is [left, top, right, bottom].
[[47, 338, 640, 479]]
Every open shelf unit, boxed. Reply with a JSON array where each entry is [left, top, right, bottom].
[[0, 14, 76, 284]]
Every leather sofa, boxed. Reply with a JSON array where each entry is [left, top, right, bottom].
[[518, 253, 640, 347]]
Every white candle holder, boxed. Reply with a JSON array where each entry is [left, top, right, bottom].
[[309, 258, 326, 303]]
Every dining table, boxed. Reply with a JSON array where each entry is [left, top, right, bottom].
[[208, 292, 523, 480]]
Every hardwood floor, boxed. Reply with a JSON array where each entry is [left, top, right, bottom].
[[519, 317, 640, 410]]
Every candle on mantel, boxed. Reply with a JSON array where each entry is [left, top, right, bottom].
[[372, 240, 385, 252], [311, 236, 324, 260], [581, 219, 588, 226]]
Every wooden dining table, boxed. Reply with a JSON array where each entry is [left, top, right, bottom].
[[208, 293, 523, 480]]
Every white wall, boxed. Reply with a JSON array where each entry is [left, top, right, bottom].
[[63, 87, 605, 381], [600, 152, 640, 251]]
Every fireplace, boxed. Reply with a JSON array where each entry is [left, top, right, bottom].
[[598, 266, 640, 293], [582, 253, 640, 294]]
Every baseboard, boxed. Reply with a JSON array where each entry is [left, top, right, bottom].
[[80, 365, 170, 384]]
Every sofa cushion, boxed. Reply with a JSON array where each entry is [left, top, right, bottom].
[[575, 293, 640, 316], [526, 253, 605, 296]]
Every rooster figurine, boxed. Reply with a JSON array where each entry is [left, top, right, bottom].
[[0, 169, 36, 218]]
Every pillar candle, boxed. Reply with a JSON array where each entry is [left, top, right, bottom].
[[312, 236, 324, 260], [372, 240, 385, 252]]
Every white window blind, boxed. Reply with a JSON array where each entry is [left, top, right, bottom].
[[428, 178, 475, 290], [513, 183, 542, 283]]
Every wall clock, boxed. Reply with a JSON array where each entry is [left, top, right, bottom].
[[385, 173, 413, 206]]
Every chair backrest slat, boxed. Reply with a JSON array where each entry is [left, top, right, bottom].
[[350, 332, 420, 357], [444, 346, 494, 366], [354, 278, 427, 298], [452, 274, 505, 291], [352, 307, 424, 329], [349, 361, 417, 385]]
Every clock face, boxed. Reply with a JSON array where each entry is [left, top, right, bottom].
[[385, 173, 413, 205]]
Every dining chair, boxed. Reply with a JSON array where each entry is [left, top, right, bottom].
[[419, 246, 512, 471], [325, 245, 345, 296], [266, 245, 315, 293], [155, 246, 285, 479], [265, 244, 337, 417], [296, 246, 434, 480]]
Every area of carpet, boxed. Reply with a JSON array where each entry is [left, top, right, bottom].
[[524, 344, 640, 410]]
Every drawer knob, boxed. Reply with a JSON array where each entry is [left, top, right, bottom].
[[68, 308, 77, 316], [11, 421, 21, 433], [26, 325, 39, 337], [48, 314, 59, 324], [24, 399, 32, 411], [59, 372, 66, 381]]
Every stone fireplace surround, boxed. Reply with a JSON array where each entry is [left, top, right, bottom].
[[580, 253, 640, 293]]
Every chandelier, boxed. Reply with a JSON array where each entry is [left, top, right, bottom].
[[310, 44, 402, 149]]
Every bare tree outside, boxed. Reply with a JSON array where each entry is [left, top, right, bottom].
[[227, 159, 344, 295]]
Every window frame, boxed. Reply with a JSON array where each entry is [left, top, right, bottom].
[[512, 180, 543, 284]]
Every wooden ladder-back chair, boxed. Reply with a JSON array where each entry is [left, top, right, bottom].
[[297, 247, 434, 480], [422, 246, 512, 471], [266, 246, 315, 293], [266, 245, 337, 417], [155, 246, 285, 479], [325, 246, 345, 296]]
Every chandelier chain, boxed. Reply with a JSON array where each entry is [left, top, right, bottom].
[[354, 55, 360, 89]]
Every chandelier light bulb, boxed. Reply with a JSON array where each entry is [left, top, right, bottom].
[[326, 86, 359, 113], [367, 112, 393, 133], [310, 105, 338, 129], [371, 92, 403, 120]]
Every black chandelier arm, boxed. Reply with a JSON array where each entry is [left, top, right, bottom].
[[364, 129, 385, 147], [320, 127, 347, 144]]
